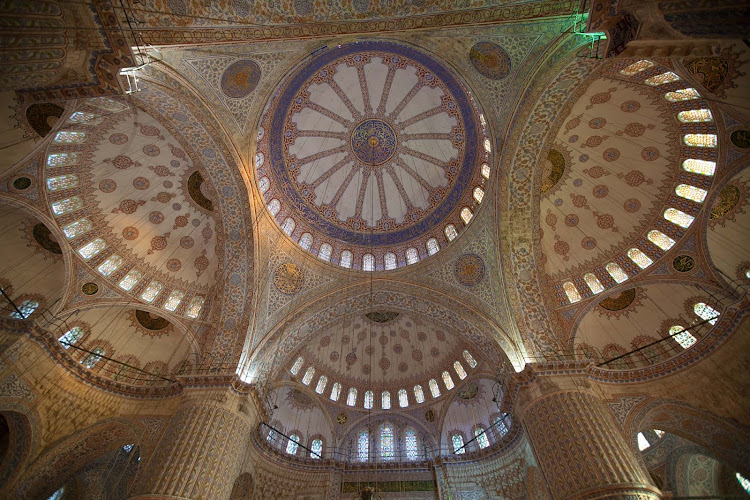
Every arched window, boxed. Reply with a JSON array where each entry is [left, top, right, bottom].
[[442, 371, 454, 390], [255, 152, 264, 167], [620, 59, 654, 76], [315, 375, 327, 394], [645, 71, 680, 86], [69, 111, 100, 124], [637, 432, 650, 451], [647, 230, 675, 251], [444, 224, 457, 241], [678, 109, 712, 123], [140, 281, 163, 303], [63, 219, 91, 239], [736, 473, 750, 493], [462, 350, 477, 368], [473, 186, 484, 203], [363, 253, 375, 271], [475, 427, 490, 449], [290, 357, 304, 375], [683, 134, 717, 148], [384, 252, 397, 270], [584, 273, 604, 294], [665, 88, 700, 102], [493, 414, 509, 437], [267, 199, 280, 216], [299, 233, 313, 250], [481, 163, 491, 179], [381, 390, 391, 410], [10, 300, 39, 319], [318, 243, 332, 262], [380, 424, 395, 460], [563, 281, 581, 303], [694, 302, 720, 325], [51, 196, 83, 215], [286, 434, 299, 455], [82, 347, 105, 369], [47, 152, 78, 167], [364, 390, 373, 409], [118, 269, 142, 291], [266, 427, 277, 444], [346, 387, 357, 406], [426, 238, 439, 256], [664, 208, 694, 228], [654, 429, 665, 437], [302, 366, 315, 385], [406, 247, 419, 265], [259, 177, 270, 193], [453, 361, 467, 380], [414, 385, 425, 403], [164, 290, 184, 312], [54, 131, 87, 143], [483, 138, 492, 152], [429, 378, 441, 398], [682, 159, 715, 176], [606, 262, 629, 283], [669, 325, 697, 349], [97, 255, 122, 276], [78, 238, 106, 260], [358, 430, 369, 461], [675, 184, 707, 203], [311, 438, 323, 459], [330, 382, 342, 401], [405, 428, 418, 460], [460, 207, 473, 225], [281, 217, 295, 235], [58, 326, 84, 348], [398, 388, 408, 408], [46, 174, 79, 191], [186, 296, 205, 318], [452, 434, 465, 454], [340, 250, 352, 269], [627, 248, 653, 269]]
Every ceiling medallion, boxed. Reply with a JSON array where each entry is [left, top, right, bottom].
[[273, 262, 304, 295], [454, 253, 485, 286], [336, 412, 348, 425], [365, 311, 399, 323], [598, 288, 636, 311], [12, 177, 31, 190], [81, 282, 99, 296], [424, 408, 435, 422], [672, 255, 695, 273], [351, 119, 397, 165]]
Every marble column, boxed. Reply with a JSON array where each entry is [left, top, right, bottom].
[[516, 371, 661, 500]]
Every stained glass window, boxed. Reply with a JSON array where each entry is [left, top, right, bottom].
[[315, 375, 327, 394], [51, 196, 83, 215], [347, 387, 357, 406], [384, 252, 397, 270], [380, 424, 395, 460], [664, 208, 694, 228], [637, 432, 650, 451], [286, 434, 299, 455], [445, 224, 457, 241], [69, 112, 100, 124], [494, 415, 509, 437], [78, 238, 106, 260], [665, 88, 700, 102], [382, 391, 391, 410], [302, 366, 315, 385], [481, 163, 491, 179], [406, 247, 419, 265], [648, 230, 675, 251], [475, 427, 490, 449], [454, 361, 467, 380], [683, 134, 717, 148], [267, 427, 277, 444], [140, 281, 163, 303], [405, 428, 418, 460], [426, 238, 439, 256], [677, 109, 713, 123], [460, 207, 473, 225], [58, 326, 84, 347], [363, 253, 374, 271], [484, 138, 492, 152], [311, 439, 323, 459], [186, 296, 205, 318], [669, 325, 697, 349], [563, 281, 582, 303], [584, 273, 604, 295], [48, 487, 65, 500], [606, 262, 629, 283], [164, 290, 184, 312], [429, 378, 441, 398], [675, 184, 707, 203], [47, 153, 78, 167], [452, 434, 465, 454], [620, 59, 655, 76], [318, 243, 332, 261], [267, 199, 280, 216], [463, 350, 477, 368], [338, 250, 352, 268], [46, 174, 78, 191], [10, 300, 38, 319], [473, 186, 484, 203], [259, 177, 270, 193], [54, 131, 87, 143], [299, 233, 312, 250], [281, 217, 295, 235], [654, 429, 665, 437], [62, 219, 91, 240], [736, 472, 750, 493], [358, 431, 369, 461], [82, 347, 105, 369], [97, 255, 122, 276], [645, 71, 680, 86], [330, 382, 342, 401], [122, 444, 134, 453], [682, 159, 715, 176], [627, 248, 653, 269], [290, 357, 304, 375], [480, 114, 486, 127], [442, 371, 455, 390], [414, 385, 425, 403], [364, 390, 373, 409], [694, 302, 720, 325], [398, 388, 409, 407], [118, 269, 142, 291]]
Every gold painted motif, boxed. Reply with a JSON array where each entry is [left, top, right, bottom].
[[336, 412, 347, 425], [424, 408, 435, 422], [598, 288, 636, 311], [81, 282, 99, 296], [273, 262, 304, 295], [672, 255, 695, 273], [710, 185, 741, 220], [540, 148, 566, 193], [730, 130, 750, 149]]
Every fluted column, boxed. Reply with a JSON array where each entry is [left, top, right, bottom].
[[130, 383, 257, 500], [516, 371, 661, 500]]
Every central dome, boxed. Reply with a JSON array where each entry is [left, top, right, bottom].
[[255, 41, 491, 270]]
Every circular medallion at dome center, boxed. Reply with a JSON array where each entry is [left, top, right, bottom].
[[351, 119, 396, 165]]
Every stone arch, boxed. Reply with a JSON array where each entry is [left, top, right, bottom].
[[229, 471, 254, 500], [0, 404, 38, 491]]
